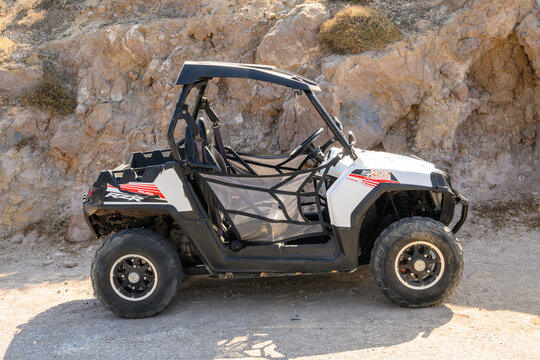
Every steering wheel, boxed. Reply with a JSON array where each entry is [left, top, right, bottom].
[[288, 128, 324, 160]]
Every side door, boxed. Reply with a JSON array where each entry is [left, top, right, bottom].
[[199, 163, 334, 245]]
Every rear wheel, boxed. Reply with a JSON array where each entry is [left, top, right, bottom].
[[370, 217, 463, 307], [91, 228, 181, 318]]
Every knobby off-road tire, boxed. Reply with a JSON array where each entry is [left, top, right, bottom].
[[91, 228, 182, 318], [370, 217, 463, 308]]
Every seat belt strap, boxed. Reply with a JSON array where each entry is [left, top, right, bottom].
[[181, 105, 207, 164], [201, 98, 230, 167], [194, 138, 206, 164]]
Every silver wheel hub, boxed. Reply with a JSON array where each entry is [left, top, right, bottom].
[[413, 259, 426, 272], [128, 272, 140, 283]]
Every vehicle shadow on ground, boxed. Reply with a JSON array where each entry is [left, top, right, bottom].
[[5, 266, 455, 359]]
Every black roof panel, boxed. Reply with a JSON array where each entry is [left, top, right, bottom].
[[175, 61, 321, 91]]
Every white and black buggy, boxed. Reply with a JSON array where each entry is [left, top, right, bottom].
[[84, 61, 469, 318]]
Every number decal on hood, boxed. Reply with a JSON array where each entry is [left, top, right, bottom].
[[346, 169, 400, 188]]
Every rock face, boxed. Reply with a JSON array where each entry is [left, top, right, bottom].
[[66, 211, 94, 243], [0, 0, 538, 242], [0, 65, 43, 93], [256, 3, 330, 69], [516, 8, 540, 74]]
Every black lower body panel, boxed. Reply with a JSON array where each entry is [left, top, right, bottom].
[[182, 218, 358, 274]]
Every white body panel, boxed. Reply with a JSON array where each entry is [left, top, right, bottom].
[[103, 168, 193, 211], [325, 148, 439, 227], [154, 168, 193, 211]]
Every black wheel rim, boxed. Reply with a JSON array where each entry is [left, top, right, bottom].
[[109, 254, 158, 301], [394, 241, 445, 290]]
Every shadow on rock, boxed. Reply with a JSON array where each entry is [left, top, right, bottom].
[[5, 266, 454, 359]]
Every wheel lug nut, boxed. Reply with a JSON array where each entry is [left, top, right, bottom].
[[427, 270, 430, 273]]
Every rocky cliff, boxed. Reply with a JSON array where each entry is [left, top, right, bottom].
[[0, 0, 538, 243]]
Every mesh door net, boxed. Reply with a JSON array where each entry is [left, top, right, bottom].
[[227, 154, 308, 175], [201, 166, 331, 243]]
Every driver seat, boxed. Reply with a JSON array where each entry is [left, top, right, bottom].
[[184, 120, 229, 238]]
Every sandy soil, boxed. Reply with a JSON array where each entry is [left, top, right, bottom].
[[1, 211, 539, 359]]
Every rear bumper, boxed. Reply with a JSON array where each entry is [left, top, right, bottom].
[[451, 191, 469, 233], [83, 202, 99, 238]]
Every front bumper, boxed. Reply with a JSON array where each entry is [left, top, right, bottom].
[[451, 191, 469, 233]]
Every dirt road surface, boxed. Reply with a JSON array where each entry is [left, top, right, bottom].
[[1, 215, 539, 359]]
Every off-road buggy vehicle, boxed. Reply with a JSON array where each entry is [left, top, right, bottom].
[[84, 61, 468, 318]]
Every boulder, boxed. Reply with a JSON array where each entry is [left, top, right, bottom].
[[340, 99, 389, 149], [121, 25, 152, 66], [11, 108, 39, 140], [66, 211, 94, 243], [121, 23, 170, 67], [516, 9, 540, 74], [451, 81, 469, 102], [142, 59, 160, 87], [86, 103, 112, 135], [0, 65, 42, 93], [110, 77, 127, 102], [50, 120, 82, 158], [256, 3, 330, 69], [382, 134, 407, 153]]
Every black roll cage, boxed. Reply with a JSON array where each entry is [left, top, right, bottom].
[[167, 62, 356, 165]]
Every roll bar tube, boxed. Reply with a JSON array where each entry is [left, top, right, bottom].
[[304, 90, 356, 159], [167, 81, 208, 162], [168, 83, 356, 162], [168, 86, 190, 162]]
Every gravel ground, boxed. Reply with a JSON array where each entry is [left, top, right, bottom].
[[1, 215, 539, 360]]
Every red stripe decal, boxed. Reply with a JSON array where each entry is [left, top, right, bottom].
[[121, 184, 159, 190], [107, 184, 165, 199], [347, 173, 400, 187]]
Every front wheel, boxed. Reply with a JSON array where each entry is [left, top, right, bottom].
[[91, 228, 182, 318], [370, 217, 463, 307]]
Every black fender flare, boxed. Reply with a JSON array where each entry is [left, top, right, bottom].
[[83, 202, 218, 270], [83, 203, 199, 237], [349, 172, 468, 250], [350, 184, 439, 251]]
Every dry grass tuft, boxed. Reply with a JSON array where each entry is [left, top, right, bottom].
[[330, 0, 371, 4], [319, 6, 400, 54], [21, 71, 76, 114], [473, 196, 539, 230]]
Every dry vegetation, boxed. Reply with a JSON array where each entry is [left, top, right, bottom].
[[473, 195, 540, 230], [21, 71, 76, 114], [319, 5, 400, 54], [330, 0, 371, 4]]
